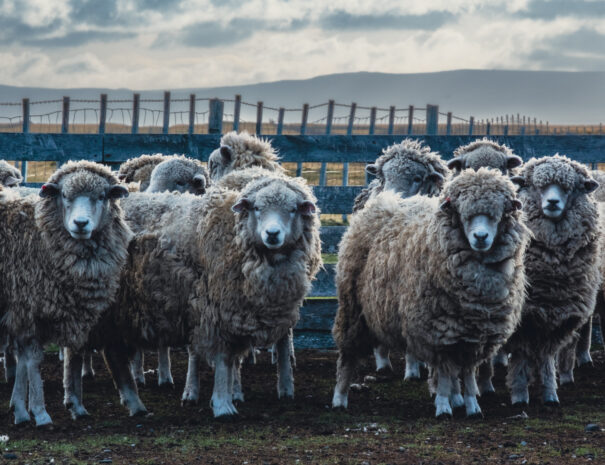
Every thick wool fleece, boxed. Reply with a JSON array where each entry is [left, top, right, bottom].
[[353, 139, 448, 212], [450, 138, 521, 175], [118, 154, 167, 191], [505, 156, 601, 385], [334, 168, 529, 371], [591, 170, 605, 203], [0, 160, 22, 186], [208, 131, 285, 180], [216, 166, 282, 191], [0, 161, 132, 350], [192, 177, 321, 360]]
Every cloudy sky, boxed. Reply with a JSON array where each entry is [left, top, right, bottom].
[[1, 0, 604, 89]]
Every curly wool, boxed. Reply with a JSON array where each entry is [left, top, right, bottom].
[[450, 138, 520, 174], [353, 139, 448, 212], [591, 170, 605, 202], [118, 154, 167, 191], [505, 156, 601, 382], [0, 160, 22, 186], [0, 161, 132, 350], [192, 176, 321, 360], [334, 168, 529, 372]]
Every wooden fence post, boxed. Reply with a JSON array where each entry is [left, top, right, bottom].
[[347, 103, 356, 135], [468, 116, 474, 136], [61, 96, 70, 134], [325, 100, 334, 135], [208, 98, 224, 134], [486, 121, 491, 136], [387, 106, 395, 135], [446, 112, 452, 136], [22, 98, 29, 133], [98, 94, 107, 134], [369, 107, 377, 135], [504, 125, 509, 136], [132, 93, 140, 134], [407, 105, 414, 135], [188, 94, 195, 135], [233, 94, 241, 132], [319, 163, 327, 186], [520, 126, 526, 136], [162, 91, 171, 134], [301, 103, 309, 135], [426, 104, 438, 135], [256, 101, 263, 135], [277, 108, 285, 135]]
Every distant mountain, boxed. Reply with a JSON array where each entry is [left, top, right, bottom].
[[1, 70, 604, 124]]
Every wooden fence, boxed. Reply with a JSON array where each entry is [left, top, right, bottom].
[[2, 94, 605, 347]]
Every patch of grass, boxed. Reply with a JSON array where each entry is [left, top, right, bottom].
[[322, 253, 338, 265]]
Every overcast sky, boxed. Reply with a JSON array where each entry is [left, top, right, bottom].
[[1, 0, 604, 89]]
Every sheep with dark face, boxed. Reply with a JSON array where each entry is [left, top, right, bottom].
[[0, 161, 130, 426], [504, 156, 601, 406], [332, 168, 528, 418], [207, 131, 284, 181], [447, 138, 523, 176], [147, 156, 209, 195]]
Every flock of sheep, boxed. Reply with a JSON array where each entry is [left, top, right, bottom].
[[0, 133, 603, 427]]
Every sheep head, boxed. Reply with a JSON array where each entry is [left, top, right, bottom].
[[147, 156, 209, 195], [0, 160, 23, 187], [449, 138, 522, 176]]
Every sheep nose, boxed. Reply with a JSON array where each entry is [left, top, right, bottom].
[[473, 231, 488, 241], [547, 198, 559, 206], [74, 218, 89, 229], [265, 229, 280, 245]]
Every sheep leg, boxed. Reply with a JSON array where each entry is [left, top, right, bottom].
[[81, 350, 95, 379], [24, 341, 52, 426], [129, 349, 146, 386], [157, 346, 174, 388], [210, 352, 238, 418], [103, 347, 148, 416], [276, 334, 294, 399], [10, 346, 30, 424], [558, 339, 577, 386], [232, 357, 244, 402], [4, 344, 16, 382], [576, 317, 593, 367], [449, 374, 464, 410], [288, 327, 296, 368], [404, 352, 421, 380], [434, 366, 453, 418], [462, 366, 482, 418], [373, 345, 393, 374], [58, 347, 64, 362], [63, 348, 90, 419], [181, 347, 200, 406], [541, 354, 559, 406], [508, 352, 530, 406], [477, 359, 495, 395], [332, 351, 358, 409], [493, 348, 509, 367]]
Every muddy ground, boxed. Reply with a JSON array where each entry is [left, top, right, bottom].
[[0, 347, 604, 465]]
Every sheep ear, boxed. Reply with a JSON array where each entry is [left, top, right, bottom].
[[107, 184, 129, 199], [232, 197, 251, 213], [191, 174, 206, 191], [118, 173, 128, 181], [506, 155, 523, 170], [298, 200, 317, 216], [447, 157, 463, 172], [4, 175, 20, 187], [220, 145, 233, 164], [365, 164, 378, 175], [511, 199, 523, 211], [427, 171, 445, 185], [510, 176, 525, 188], [40, 182, 60, 198], [584, 179, 599, 194], [439, 197, 451, 211]]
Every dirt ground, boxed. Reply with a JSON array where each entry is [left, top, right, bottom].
[[0, 347, 604, 465]]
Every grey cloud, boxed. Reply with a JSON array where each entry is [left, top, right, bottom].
[[24, 30, 136, 48], [136, 0, 183, 11], [548, 28, 605, 55], [319, 10, 455, 30], [524, 48, 605, 70], [515, 0, 605, 19], [0, 18, 62, 45], [56, 61, 98, 74], [70, 0, 121, 25]]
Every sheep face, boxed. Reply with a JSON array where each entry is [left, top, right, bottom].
[[367, 158, 444, 198], [0, 160, 23, 187], [208, 145, 233, 181], [232, 182, 316, 252], [40, 174, 128, 240], [449, 140, 522, 176], [147, 159, 208, 195], [462, 214, 500, 252]]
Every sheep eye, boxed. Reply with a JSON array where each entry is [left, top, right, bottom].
[[254, 207, 260, 212], [413, 176, 422, 183], [98, 194, 105, 201]]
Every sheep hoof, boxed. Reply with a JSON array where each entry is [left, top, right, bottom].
[[215, 412, 239, 422], [480, 390, 497, 400], [559, 372, 574, 386], [467, 411, 484, 420], [13, 412, 31, 426], [232, 392, 245, 403], [81, 372, 95, 381], [544, 400, 560, 408], [436, 412, 453, 420], [577, 351, 593, 368], [130, 408, 149, 417], [181, 398, 199, 408], [376, 367, 395, 381], [33, 411, 53, 427], [512, 401, 529, 408], [157, 381, 175, 390]]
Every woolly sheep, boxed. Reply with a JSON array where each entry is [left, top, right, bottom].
[[0, 161, 130, 426], [447, 138, 523, 175], [207, 131, 284, 181], [504, 156, 600, 406], [0, 160, 22, 187], [332, 168, 528, 418], [117, 154, 166, 191]]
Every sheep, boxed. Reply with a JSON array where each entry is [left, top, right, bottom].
[[0, 160, 22, 187], [332, 168, 529, 418], [504, 155, 601, 406], [117, 153, 166, 191], [447, 138, 523, 175], [207, 131, 284, 181], [0, 161, 131, 426]]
